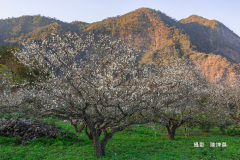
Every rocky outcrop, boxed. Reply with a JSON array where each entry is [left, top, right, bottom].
[[0, 118, 76, 145]]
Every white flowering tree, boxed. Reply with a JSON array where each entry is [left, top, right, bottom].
[[147, 59, 208, 140], [209, 77, 240, 126], [0, 65, 14, 113], [0, 65, 22, 114], [13, 30, 153, 156], [0, 64, 38, 117]]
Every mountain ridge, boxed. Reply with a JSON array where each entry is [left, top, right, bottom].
[[0, 7, 240, 82]]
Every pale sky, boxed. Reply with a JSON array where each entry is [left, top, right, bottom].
[[0, 0, 239, 36]]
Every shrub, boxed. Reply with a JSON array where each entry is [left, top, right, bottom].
[[225, 125, 240, 136]]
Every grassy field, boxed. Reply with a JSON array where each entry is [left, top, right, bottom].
[[0, 118, 240, 160]]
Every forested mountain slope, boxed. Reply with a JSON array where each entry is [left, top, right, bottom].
[[1, 8, 240, 82]]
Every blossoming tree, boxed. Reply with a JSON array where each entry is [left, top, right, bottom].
[[209, 77, 240, 125], [146, 59, 208, 140], [0, 65, 23, 114], [13, 30, 153, 156]]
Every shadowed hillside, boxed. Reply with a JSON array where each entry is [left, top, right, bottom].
[[0, 15, 88, 46], [180, 15, 240, 64]]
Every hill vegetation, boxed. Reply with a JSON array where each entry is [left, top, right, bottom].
[[0, 45, 34, 83]]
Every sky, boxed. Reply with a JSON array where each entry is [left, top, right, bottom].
[[0, 0, 239, 36]]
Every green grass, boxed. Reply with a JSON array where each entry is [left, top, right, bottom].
[[0, 119, 240, 160]]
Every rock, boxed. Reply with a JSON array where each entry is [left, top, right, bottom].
[[0, 118, 63, 144]]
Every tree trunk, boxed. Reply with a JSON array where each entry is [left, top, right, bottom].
[[83, 114, 104, 157], [92, 132, 104, 157], [100, 135, 111, 156], [166, 126, 177, 140], [222, 130, 225, 135], [91, 130, 113, 157]]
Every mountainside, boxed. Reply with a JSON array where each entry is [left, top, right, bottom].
[[0, 15, 88, 46], [85, 8, 196, 64], [1, 8, 240, 82], [180, 15, 240, 64]]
